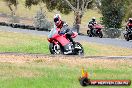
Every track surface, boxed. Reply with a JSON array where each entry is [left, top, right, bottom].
[[0, 26, 132, 48], [0, 53, 131, 61]]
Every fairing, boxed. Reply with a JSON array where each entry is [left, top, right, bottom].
[[48, 27, 70, 46]]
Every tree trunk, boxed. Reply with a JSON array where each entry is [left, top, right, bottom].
[[7, 1, 19, 23], [74, 11, 82, 33]]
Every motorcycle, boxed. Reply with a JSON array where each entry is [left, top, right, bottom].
[[124, 23, 132, 41], [87, 24, 103, 38], [124, 28, 132, 41], [48, 27, 84, 55]]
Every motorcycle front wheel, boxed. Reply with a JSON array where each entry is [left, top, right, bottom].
[[87, 30, 90, 35], [124, 34, 129, 41], [87, 30, 92, 37], [49, 43, 63, 54], [98, 31, 103, 38]]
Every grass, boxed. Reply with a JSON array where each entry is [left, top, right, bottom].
[[0, 31, 132, 56], [0, 31, 49, 54], [0, 31, 131, 88], [0, 63, 79, 88], [83, 42, 132, 56], [0, 1, 131, 88], [0, 56, 131, 88]]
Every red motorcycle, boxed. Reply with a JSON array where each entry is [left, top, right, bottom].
[[48, 28, 84, 55], [87, 24, 103, 38], [124, 23, 132, 41]]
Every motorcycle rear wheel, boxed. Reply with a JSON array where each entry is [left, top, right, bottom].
[[74, 42, 84, 55]]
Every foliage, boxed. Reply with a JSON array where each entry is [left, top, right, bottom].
[[124, 0, 132, 20], [25, 0, 93, 14], [25, 0, 42, 8], [25, 0, 93, 33], [125, 7, 132, 20], [3, 0, 18, 5], [34, 8, 52, 30], [100, 0, 125, 28], [103, 28, 121, 38]]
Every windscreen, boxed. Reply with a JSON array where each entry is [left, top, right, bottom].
[[48, 27, 58, 38]]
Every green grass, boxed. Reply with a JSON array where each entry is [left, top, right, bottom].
[[83, 42, 132, 56], [0, 31, 132, 56], [0, 62, 80, 88], [0, 31, 49, 54], [0, 31, 131, 88], [0, 59, 131, 88]]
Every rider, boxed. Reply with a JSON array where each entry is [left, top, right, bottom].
[[126, 18, 132, 31], [53, 14, 74, 43], [88, 17, 97, 36]]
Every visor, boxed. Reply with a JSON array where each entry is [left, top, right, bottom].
[[54, 18, 59, 23]]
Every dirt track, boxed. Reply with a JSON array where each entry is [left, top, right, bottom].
[[0, 53, 131, 68]]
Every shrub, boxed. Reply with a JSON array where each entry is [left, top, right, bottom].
[[34, 9, 52, 31], [101, 0, 125, 28], [103, 28, 121, 38]]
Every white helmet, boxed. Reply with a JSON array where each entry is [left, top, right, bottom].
[[54, 14, 61, 21], [129, 18, 132, 21], [92, 17, 96, 20], [53, 14, 62, 26]]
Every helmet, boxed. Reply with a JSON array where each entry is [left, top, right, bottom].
[[92, 17, 96, 21], [128, 18, 132, 23], [129, 18, 132, 21], [54, 14, 62, 27]]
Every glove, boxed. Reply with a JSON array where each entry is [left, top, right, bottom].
[[59, 29, 67, 35], [58, 31, 65, 35]]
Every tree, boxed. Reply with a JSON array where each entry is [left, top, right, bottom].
[[63, 0, 93, 33], [25, 0, 93, 33], [95, 0, 101, 9], [3, 0, 19, 23], [3, 0, 18, 16], [124, 0, 132, 20], [100, 0, 125, 28]]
